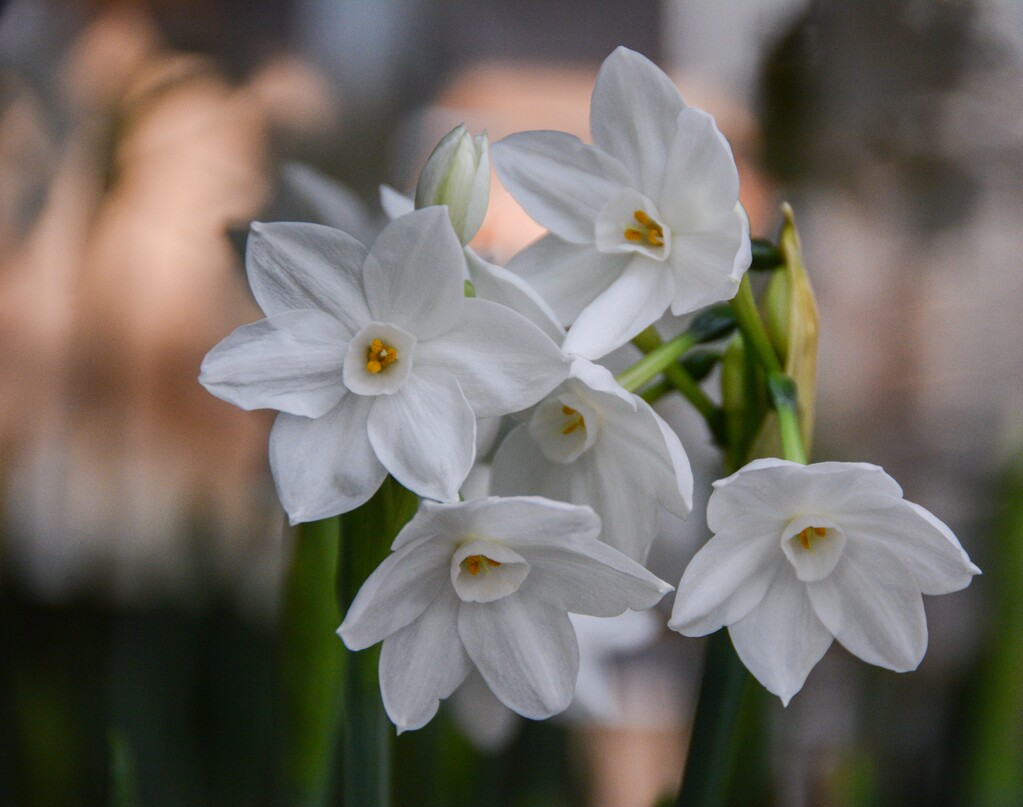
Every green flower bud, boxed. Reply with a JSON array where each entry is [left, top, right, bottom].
[[415, 124, 490, 245], [751, 204, 819, 460]]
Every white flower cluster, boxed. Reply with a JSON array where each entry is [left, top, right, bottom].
[[199, 47, 978, 732]]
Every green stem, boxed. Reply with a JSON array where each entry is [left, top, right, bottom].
[[617, 329, 699, 393], [675, 632, 750, 807], [628, 328, 726, 445], [337, 478, 420, 807], [637, 379, 670, 404], [663, 363, 719, 426], [282, 517, 343, 807], [767, 374, 808, 465], [729, 274, 782, 377]]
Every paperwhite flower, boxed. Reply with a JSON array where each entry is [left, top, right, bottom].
[[491, 359, 692, 562], [669, 459, 980, 704], [199, 207, 569, 521], [492, 46, 751, 360], [337, 496, 673, 733]]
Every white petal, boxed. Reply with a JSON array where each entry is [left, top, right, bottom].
[[379, 184, 415, 220], [590, 47, 686, 193], [665, 210, 747, 316], [657, 108, 740, 230], [199, 309, 347, 417], [458, 589, 579, 719], [562, 257, 674, 360], [707, 460, 904, 539], [390, 497, 469, 552], [669, 532, 782, 636], [602, 398, 694, 518], [807, 542, 927, 672], [379, 588, 472, 732], [842, 501, 979, 595], [268, 395, 386, 523], [492, 131, 630, 243], [570, 449, 661, 563], [415, 298, 569, 418], [337, 540, 452, 651], [567, 358, 635, 405], [368, 371, 476, 502], [246, 221, 371, 333], [505, 235, 629, 326], [490, 426, 574, 503], [464, 248, 565, 343], [731, 204, 753, 281], [729, 567, 834, 706], [449, 495, 600, 547], [363, 207, 465, 338], [518, 531, 674, 616]]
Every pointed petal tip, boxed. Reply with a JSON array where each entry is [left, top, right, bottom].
[[968, 562, 982, 576], [666, 612, 707, 638], [335, 623, 352, 647]]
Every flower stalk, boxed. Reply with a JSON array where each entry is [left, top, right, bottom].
[[767, 373, 808, 465], [337, 478, 420, 807], [629, 327, 726, 445], [618, 305, 735, 393], [617, 329, 699, 393], [729, 274, 783, 378], [282, 517, 344, 806]]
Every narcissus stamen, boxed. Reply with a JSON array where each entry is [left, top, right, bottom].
[[561, 405, 586, 435], [797, 526, 828, 553], [365, 338, 399, 374], [462, 554, 503, 576], [624, 209, 665, 247]]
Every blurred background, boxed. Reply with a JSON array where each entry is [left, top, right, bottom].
[[1, 1, 1022, 805]]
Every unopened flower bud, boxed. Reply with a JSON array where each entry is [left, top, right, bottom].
[[415, 124, 490, 245]]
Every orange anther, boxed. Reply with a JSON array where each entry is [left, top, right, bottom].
[[463, 554, 501, 576]]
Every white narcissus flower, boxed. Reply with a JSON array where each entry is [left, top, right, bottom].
[[492, 46, 751, 360], [669, 459, 980, 705], [199, 207, 569, 522], [491, 359, 693, 562], [337, 496, 673, 733]]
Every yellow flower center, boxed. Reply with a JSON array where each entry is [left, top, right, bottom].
[[365, 338, 398, 374], [560, 405, 586, 435], [797, 526, 828, 553], [623, 209, 665, 247], [462, 554, 503, 576]]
